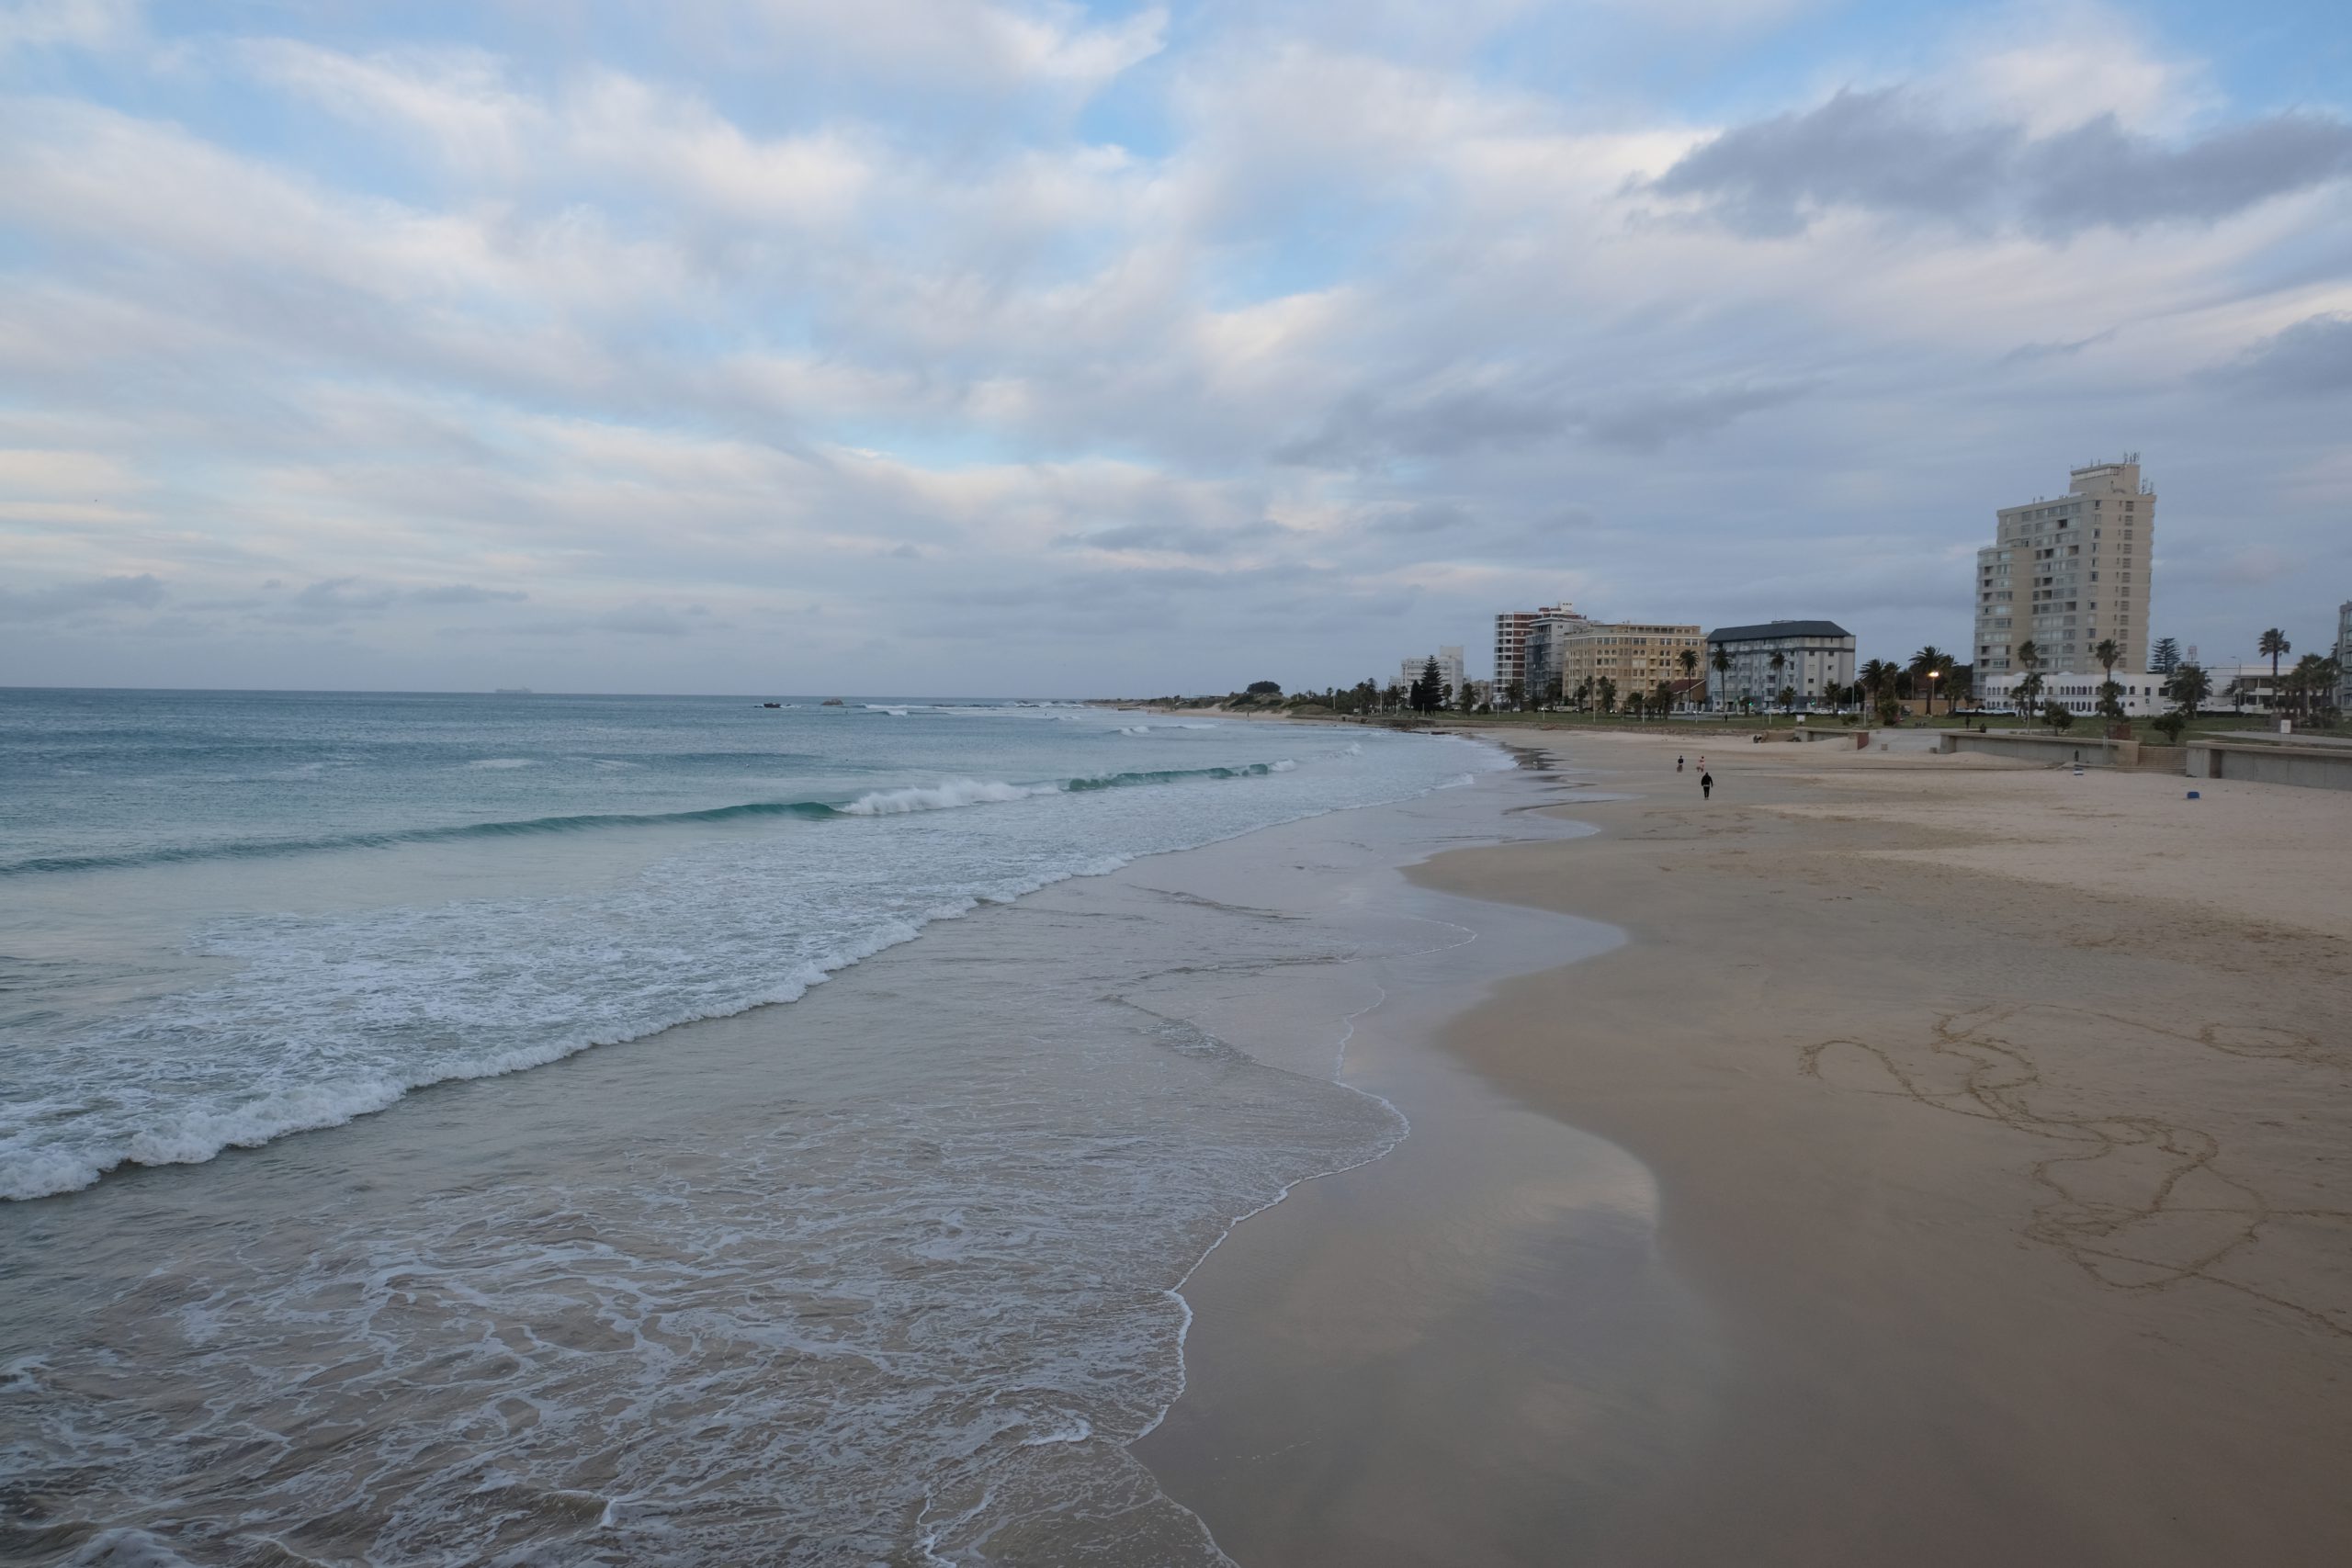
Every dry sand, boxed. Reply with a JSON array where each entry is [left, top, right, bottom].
[[1143, 728, 2352, 1565]]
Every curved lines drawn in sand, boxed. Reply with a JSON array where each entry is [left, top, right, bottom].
[[1801, 1003, 2351, 1340]]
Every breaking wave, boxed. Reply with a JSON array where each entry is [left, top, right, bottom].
[[1, 764, 1300, 877]]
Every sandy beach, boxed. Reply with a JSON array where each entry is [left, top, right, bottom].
[[1141, 728, 2352, 1564]]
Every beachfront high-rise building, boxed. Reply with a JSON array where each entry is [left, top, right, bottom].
[[1401, 646, 1466, 699], [1494, 604, 1583, 695], [1518, 605, 1593, 702], [1974, 457, 2155, 676], [1705, 620, 1856, 711]]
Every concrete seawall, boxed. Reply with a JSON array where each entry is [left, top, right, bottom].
[[1936, 731, 2139, 767], [2188, 742, 2352, 791]]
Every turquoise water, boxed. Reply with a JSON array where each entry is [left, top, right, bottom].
[[0, 690, 1497, 1201]]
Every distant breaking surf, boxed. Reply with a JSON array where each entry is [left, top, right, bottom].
[[0, 762, 1299, 877]]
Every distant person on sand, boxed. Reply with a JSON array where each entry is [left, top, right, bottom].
[[1701, 770, 1713, 800], [1677, 755, 1685, 772]]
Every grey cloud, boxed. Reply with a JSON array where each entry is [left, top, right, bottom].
[[594, 603, 697, 636], [1282, 377, 1808, 466], [288, 577, 398, 618], [2209, 312, 2352, 398], [0, 573, 167, 620], [1653, 89, 2352, 237], [1363, 502, 1471, 536], [501, 602, 704, 637], [1583, 381, 1812, 452], [409, 582, 531, 604], [1055, 518, 1290, 555], [2022, 114, 2352, 231], [1276, 384, 1569, 467], [1998, 328, 2117, 366]]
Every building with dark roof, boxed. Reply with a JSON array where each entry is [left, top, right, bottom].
[[1704, 619, 1856, 711]]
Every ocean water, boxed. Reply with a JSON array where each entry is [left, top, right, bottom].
[[0, 688, 1518, 1565], [0, 690, 1493, 1201]]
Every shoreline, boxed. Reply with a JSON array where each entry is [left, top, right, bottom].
[[1139, 727, 2352, 1563]]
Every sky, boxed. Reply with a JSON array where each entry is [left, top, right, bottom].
[[2, 0, 2348, 695]]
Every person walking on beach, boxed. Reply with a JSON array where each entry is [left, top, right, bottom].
[[1700, 769, 1713, 800], [1677, 755, 1685, 773]]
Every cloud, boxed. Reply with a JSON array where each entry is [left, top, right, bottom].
[[593, 603, 699, 637], [1278, 376, 1811, 465], [0, 6, 2346, 694], [1997, 328, 2117, 366], [0, 571, 164, 619], [285, 578, 398, 620], [408, 582, 530, 604], [1650, 88, 2352, 238], [1583, 381, 1813, 452], [1056, 518, 1289, 555], [2210, 313, 2352, 399], [0, 0, 136, 55]]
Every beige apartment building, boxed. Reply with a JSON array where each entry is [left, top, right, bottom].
[[1555, 620, 1705, 700], [1975, 456, 2155, 675]]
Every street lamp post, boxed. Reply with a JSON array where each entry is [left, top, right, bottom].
[[1928, 668, 1941, 718]]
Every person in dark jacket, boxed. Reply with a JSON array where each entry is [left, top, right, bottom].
[[1700, 770, 1713, 800]]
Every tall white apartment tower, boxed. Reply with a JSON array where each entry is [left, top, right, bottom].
[[1974, 456, 2155, 675]]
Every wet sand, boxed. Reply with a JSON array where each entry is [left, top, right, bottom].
[[1139, 730, 2352, 1564]]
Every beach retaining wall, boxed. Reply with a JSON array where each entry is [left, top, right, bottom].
[[2186, 742, 2352, 791], [1937, 732, 2140, 767]]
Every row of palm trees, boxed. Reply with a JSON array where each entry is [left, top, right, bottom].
[[2246, 626, 2345, 721]]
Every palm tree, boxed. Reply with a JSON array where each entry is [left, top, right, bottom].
[[2259, 627, 2290, 696], [2018, 670, 2045, 725], [2093, 637, 2125, 720], [1597, 677, 1618, 715], [1907, 645, 1951, 716], [1858, 658, 1891, 714], [2290, 652, 2334, 721], [1710, 648, 1732, 712], [2012, 638, 2042, 722]]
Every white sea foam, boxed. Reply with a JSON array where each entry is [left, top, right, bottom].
[[467, 757, 537, 769], [837, 778, 1054, 815]]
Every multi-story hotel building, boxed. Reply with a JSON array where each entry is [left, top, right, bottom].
[[1553, 619, 1705, 702], [1705, 620, 1856, 710], [1974, 457, 2155, 676]]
